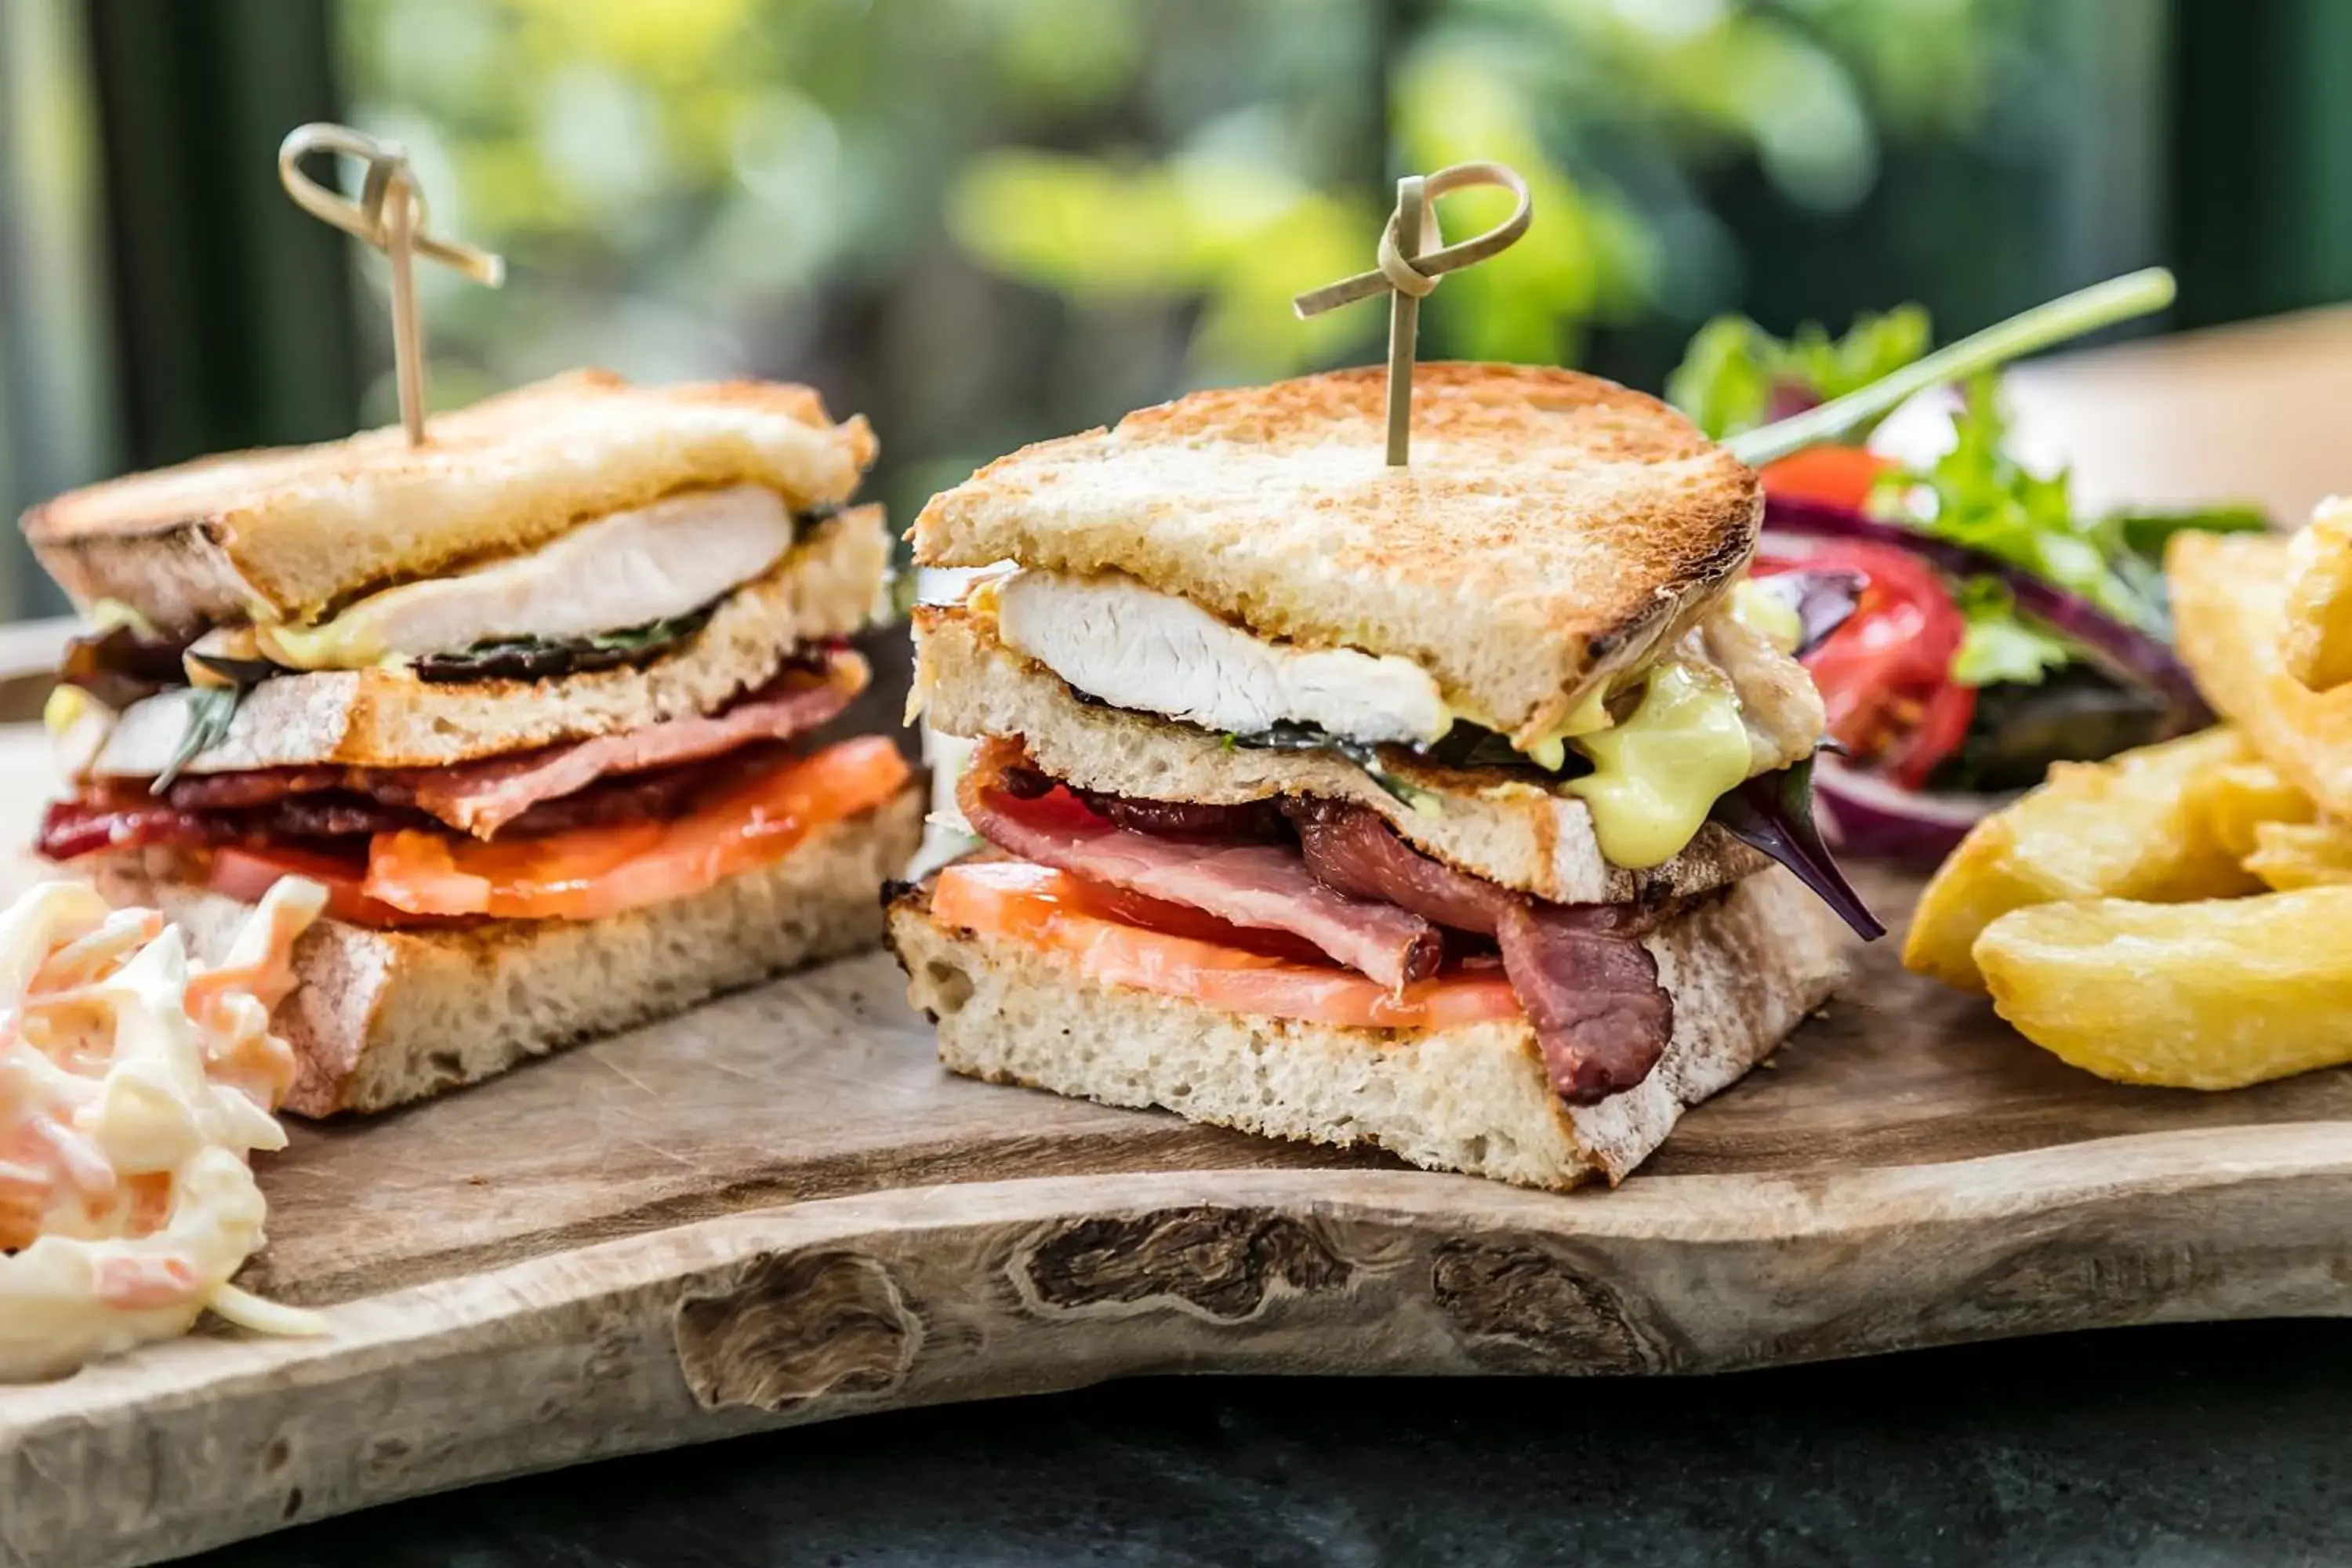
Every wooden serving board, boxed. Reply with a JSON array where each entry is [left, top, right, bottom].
[[8, 732, 2352, 1568]]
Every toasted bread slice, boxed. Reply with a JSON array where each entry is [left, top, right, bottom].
[[890, 863, 1844, 1190], [912, 363, 1759, 745], [913, 601, 1768, 906], [98, 785, 924, 1116], [74, 506, 889, 778], [25, 369, 878, 632]]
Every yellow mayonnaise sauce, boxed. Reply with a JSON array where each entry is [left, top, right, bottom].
[[1563, 662, 1752, 868]]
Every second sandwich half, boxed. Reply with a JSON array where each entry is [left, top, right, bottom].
[[29, 370, 922, 1115], [893, 363, 1873, 1190]]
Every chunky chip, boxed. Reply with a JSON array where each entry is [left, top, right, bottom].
[[1902, 725, 2257, 993], [1977, 887, 2352, 1089], [1908, 527, 2352, 1092], [2171, 531, 2352, 820], [2279, 496, 2352, 691]]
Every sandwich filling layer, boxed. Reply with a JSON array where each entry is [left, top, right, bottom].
[[251, 484, 798, 671], [54, 506, 891, 779], [40, 506, 909, 931], [39, 668, 910, 931], [950, 738, 1686, 1104], [49, 648, 869, 848], [970, 569, 1825, 871]]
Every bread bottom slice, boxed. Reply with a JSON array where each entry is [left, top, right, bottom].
[[99, 785, 924, 1116], [889, 864, 1847, 1189]]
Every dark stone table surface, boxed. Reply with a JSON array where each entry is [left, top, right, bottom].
[[192, 1320, 2352, 1566]]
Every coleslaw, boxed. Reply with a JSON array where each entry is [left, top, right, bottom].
[[1, 875, 327, 1382]]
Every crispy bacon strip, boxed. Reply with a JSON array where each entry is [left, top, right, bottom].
[[154, 650, 866, 839], [405, 651, 865, 837], [1287, 800, 1674, 1104]]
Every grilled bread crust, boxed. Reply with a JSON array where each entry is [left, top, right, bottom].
[[912, 363, 1759, 745], [24, 369, 878, 631]]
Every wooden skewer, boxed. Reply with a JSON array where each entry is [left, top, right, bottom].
[[382, 167, 426, 446], [1382, 176, 1431, 466], [275, 122, 504, 447], [1294, 160, 1534, 467]]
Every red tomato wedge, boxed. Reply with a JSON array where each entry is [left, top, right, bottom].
[[1759, 445, 1895, 512], [364, 737, 910, 922], [931, 859, 1523, 1032], [1880, 675, 1977, 791], [1759, 539, 1970, 785]]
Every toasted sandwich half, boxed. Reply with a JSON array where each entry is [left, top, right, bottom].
[[891, 363, 1872, 1189], [27, 369, 923, 1116]]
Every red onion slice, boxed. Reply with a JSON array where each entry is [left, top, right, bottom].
[[1761, 495, 2212, 730], [1812, 757, 2011, 865]]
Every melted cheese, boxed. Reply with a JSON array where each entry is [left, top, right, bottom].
[[1564, 662, 1754, 869], [1729, 577, 1804, 655], [977, 568, 1812, 872], [44, 684, 93, 737], [255, 485, 794, 670], [1519, 680, 1631, 771]]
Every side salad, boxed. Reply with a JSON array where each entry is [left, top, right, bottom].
[[1670, 291, 2266, 861]]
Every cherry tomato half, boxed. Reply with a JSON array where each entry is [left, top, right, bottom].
[[1755, 539, 1970, 786]]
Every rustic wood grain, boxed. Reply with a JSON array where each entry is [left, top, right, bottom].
[[4, 739, 2352, 1568]]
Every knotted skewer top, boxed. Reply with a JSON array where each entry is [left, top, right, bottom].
[[1293, 161, 1534, 466], [278, 122, 505, 447]]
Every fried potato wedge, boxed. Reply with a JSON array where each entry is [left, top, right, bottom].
[[2244, 818, 2352, 891], [2169, 530, 2352, 819], [2280, 496, 2352, 691], [1977, 888, 2352, 1088], [1902, 726, 2261, 992], [2186, 757, 2315, 861]]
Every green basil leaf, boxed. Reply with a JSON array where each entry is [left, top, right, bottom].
[[151, 685, 243, 793], [414, 605, 717, 684], [1225, 722, 1443, 813]]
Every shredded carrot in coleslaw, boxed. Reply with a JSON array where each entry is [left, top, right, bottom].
[[0, 877, 328, 1382]]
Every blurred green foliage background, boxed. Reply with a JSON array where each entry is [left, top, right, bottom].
[[1, 0, 2340, 619], [328, 0, 2143, 522]]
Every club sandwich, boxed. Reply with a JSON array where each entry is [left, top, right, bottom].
[[27, 368, 923, 1114], [891, 363, 1872, 1188]]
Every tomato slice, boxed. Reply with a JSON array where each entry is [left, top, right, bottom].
[[1759, 445, 1895, 512], [1756, 539, 1969, 780], [364, 737, 910, 922], [931, 860, 1523, 1032], [362, 822, 667, 918], [206, 844, 442, 929]]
